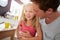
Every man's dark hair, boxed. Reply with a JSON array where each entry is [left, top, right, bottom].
[[31, 0, 60, 11]]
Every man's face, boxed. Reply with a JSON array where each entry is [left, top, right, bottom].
[[36, 8, 45, 19], [32, 2, 55, 19], [33, 3, 45, 19]]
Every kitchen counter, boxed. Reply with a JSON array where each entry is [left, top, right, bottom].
[[0, 28, 16, 40]]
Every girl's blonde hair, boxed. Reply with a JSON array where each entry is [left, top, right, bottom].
[[20, 3, 40, 28]]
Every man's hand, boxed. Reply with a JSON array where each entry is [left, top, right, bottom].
[[18, 30, 32, 40], [22, 30, 32, 38]]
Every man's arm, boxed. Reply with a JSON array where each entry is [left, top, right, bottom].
[[22, 36, 43, 40], [21, 24, 43, 40]]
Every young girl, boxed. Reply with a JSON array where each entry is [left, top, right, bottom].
[[16, 3, 42, 40]]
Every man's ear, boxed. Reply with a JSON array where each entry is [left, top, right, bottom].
[[46, 8, 53, 14]]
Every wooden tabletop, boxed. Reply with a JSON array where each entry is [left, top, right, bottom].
[[0, 28, 16, 40]]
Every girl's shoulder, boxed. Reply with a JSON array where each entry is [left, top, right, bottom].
[[18, 20, 25, 26]]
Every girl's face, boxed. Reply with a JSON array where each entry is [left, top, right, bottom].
[[24, 6, 36, 20]]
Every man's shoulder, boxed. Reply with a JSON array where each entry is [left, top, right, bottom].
[[39, 19, 46, 26]]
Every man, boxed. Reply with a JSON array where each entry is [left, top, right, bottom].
[[18, 0, 60, 40]]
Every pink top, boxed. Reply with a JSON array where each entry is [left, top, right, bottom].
[[20, 21, 36, 37]]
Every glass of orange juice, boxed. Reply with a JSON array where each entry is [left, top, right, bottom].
[[14, 16, 18, 20]]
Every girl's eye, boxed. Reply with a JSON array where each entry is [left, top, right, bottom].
[[25, 10, 32, 13], [29, 11, 32, 12], [25, 10, 27, 12], [24, 10, 27, 13]]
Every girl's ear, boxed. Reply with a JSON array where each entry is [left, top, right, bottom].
[[46, 8, 53, 14]]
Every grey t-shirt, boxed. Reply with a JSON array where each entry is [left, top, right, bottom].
[[40, 17, 60, 40]]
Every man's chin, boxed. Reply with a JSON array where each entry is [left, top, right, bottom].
[[39, 16, 45, 19]]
